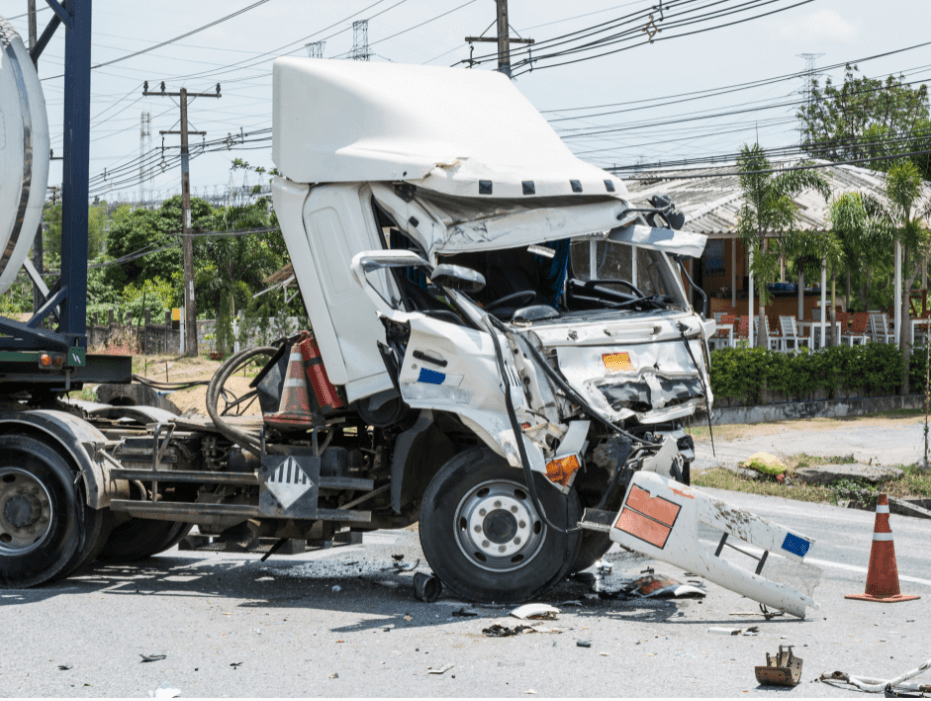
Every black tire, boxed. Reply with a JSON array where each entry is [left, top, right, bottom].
[[419, 446, 582, 604], [97, 519, 192, 563], [570, 531, 614, 574], [0, 435, 88, 588], [56, 505, 115, 579]]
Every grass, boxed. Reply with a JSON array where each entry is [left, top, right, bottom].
[[694, 454, 931, 507]]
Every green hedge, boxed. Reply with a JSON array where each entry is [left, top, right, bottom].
[[709, 344, 920, 406]]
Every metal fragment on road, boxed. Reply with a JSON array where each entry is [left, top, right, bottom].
[[413, 571, 442, 602], [140, 654, 167, 663], [482, 624, 535, 638], [58, 665, 73, 671], [755, 646, 802, 687], [427, 664, 454, 675], [451, 607, 478, 617], [230, 662, 243, 668], [329, 673, 339, 679], [577, 640, 592, 648]]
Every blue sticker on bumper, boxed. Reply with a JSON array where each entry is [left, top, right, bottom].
[[781, 532, 810, 557], [418, 368, 446, 385]]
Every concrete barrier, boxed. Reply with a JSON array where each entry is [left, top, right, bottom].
[[696, 394, 927, 426]]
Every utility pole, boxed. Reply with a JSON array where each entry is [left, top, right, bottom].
[[305, 40, 325, 58], [465, 0, 534, 77], [796, 53, 824, 146], [139, 111, 151, 206], [143, 81, 221, 357]]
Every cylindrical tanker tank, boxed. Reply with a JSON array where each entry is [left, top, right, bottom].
[[0, 14, 50, 296]]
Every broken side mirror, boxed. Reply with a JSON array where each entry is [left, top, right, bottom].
[[431, 264, 485, 293]]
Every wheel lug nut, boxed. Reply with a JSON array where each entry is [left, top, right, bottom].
[[498, 545, 506, 553], [514, 537, 521, 545], [473, 525, 481, 533], [510, 506, 517, 513], [479, 509, 486, 517], [493, 500, 501, 508], [519, 521, 526, 528], [482, 540, 490, 548], [30, 488, 38, 495]]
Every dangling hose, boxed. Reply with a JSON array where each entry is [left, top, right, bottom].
[[206, 345, 278, 457]]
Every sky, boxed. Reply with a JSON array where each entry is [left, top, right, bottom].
[[1, 0, 929, 206]]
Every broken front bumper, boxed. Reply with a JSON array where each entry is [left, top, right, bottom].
[[582, 471, 821, 618]]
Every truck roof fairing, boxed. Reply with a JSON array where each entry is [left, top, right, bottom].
[[272, 58, 627, 200]]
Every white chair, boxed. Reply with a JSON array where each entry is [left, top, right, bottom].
[[779, 316, 809, 351], [763, 316, 783, 352], [709, 314, 735, 350], [869, 313, 895, 343]]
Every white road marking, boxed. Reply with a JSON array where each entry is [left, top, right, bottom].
[[803, 556, 931, 588]]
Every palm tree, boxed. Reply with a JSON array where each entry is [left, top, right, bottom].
[[736, 145, 830, 347]]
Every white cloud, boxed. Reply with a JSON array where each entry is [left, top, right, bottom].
[[774, 8, 861, 44]]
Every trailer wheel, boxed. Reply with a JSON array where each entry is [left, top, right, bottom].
[[97, 519, 192, 563], [0, 435, 87, 587], [419, 447, 582, 604]]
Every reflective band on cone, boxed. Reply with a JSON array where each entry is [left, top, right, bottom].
[[845, 494, 920, 603]]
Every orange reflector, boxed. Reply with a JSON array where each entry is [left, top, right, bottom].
[[39, 354, 52, 367], [545, 454, 581, 487], [52, 355, 64, 368], [616, 507, 672, 549], [625, 485, 681, 527], [602, 352, 634, 373]]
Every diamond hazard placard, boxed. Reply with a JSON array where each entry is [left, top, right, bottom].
[[265, 456, 314, 510]]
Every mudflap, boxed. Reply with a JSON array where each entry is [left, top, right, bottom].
[[583, 471, 820, 618]]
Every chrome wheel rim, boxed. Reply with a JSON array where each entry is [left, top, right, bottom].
[[454, 479, 545, 573], [0, 467, 54, 555]]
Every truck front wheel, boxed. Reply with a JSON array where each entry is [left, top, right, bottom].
[[98, 519, 193, 562], [419, 447, 581, 604]]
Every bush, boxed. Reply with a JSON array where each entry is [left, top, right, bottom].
[[710, 343, 906, 406]]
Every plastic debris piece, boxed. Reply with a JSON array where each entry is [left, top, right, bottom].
[[392, 554, 404, 561], [329, 673, 339, 679], [482, 624, 535, 638], [230, 662, 243, 668], [599, 652, 611, 657], [403, 615, 413, 622], [583, 593, 600, 600], [755, 646, 803, 687], [140, 654, 167, 663], [525, 690, 537, 695], [375, 580, 399, 589], [331, 585, 341, 592], [149, 682, 181, 699], [559, 600, 583, 607], [510, 604, 560, 621], [393, 558, 420, 572], [643, 584, 706, 599], [451, 608, 478, 617], [577, 640, 592, 648], [58, 665, 73, 671], [427, 664, 454, 675], [708, 626, 760, 636]]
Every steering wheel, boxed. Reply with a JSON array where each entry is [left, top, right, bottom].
[[585, 278, 645, 298], [484, 290, 536, 312]]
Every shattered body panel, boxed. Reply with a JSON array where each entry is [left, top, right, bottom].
[[610, 471, 820, 618]]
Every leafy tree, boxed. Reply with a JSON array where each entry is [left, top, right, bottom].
[[798, 64, 931, 179], [736, 144, 831, 346], [828, 192, 893, 312], [885, 160, 931, 393]]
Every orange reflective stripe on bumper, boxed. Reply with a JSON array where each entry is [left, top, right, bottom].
[[616, 507, 672, 549]]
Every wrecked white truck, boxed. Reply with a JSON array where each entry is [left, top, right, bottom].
[[0, 47, 820, 617]]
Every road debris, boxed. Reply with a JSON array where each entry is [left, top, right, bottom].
[[140, 654, 167, 663], [426, 664, 454, 675], [627, 573, 705, 599], [375, 579, 399, 589], [329, 673, 339, 679], [148, 682, 181, 699], [413, 572, 442, 602], [331, 585, 342, 593], [392, 558, 420, 572], [57, 665, 72, 671], [816, 657, 931, 694], [451, 608, 478, 617], [482, 624, 535, 638], [559, 600, 583, 607], [510, 604, 560, 620], [230, 662, 243, 669], [708, 626, 759, 636], [755, 646, 803, 687], [392, 554, 404, 561], [577, 641, 592, 648]]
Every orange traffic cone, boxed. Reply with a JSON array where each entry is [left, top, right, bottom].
[[264, 337, 316, 429], [845, 494, 920, 603]]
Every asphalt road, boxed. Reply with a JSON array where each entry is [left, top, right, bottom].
[[1, 489, 928, 698]]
